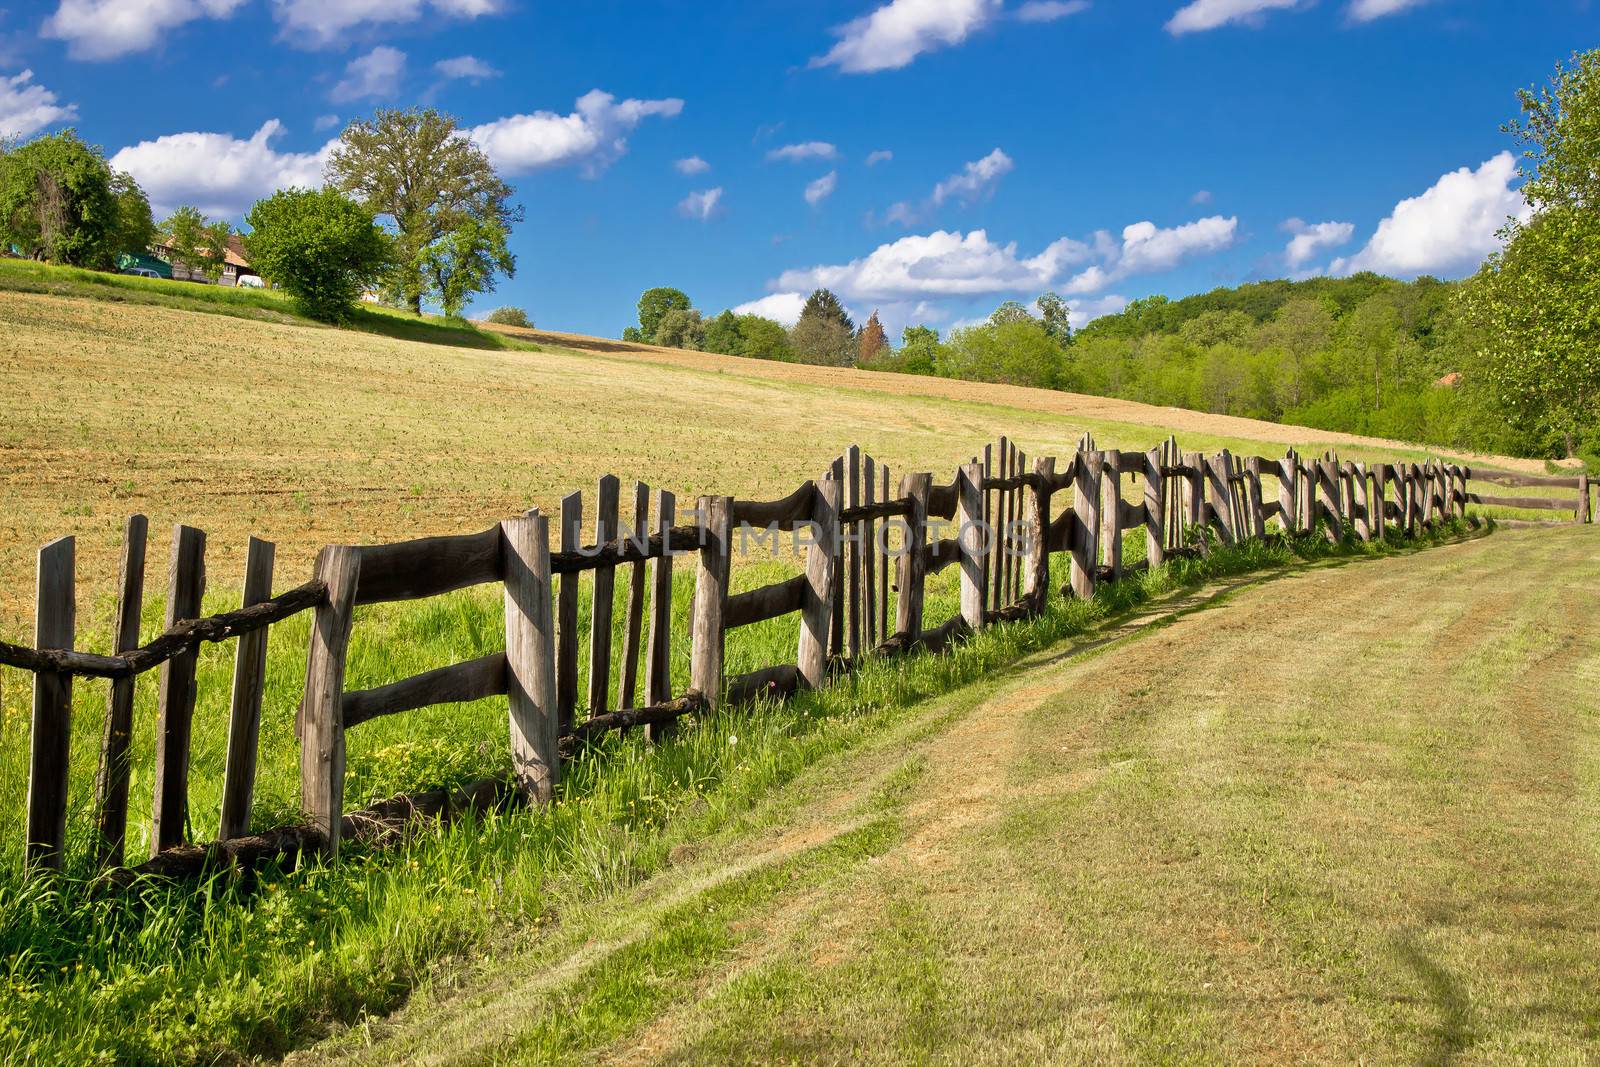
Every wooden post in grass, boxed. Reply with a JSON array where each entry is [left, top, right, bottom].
[[300, 544, 360, 859], [151, 524, 206, 857], [1143, 446, 1165, 568], [502, 511, 558, 804], [879, 464, 892, 640], [863, 454, 877, 648], [957, 461, 987, 630], [556, 491, 582, 737], [994, 438, 1011, 609], [828, 456, 845, 660], [586, 475, 620, 719], [618, 482, 650, 711], [798, 475, 841, 688], [1299, 456, 1317, 535], [1205, 452, 1237, 546], [846, 445, 862, 661], [1100, 451, 1123, 580], [1317, 461, 1343, 541], [1578, 473, 1591, 525], [1025, 456, 1055, 606], [896, 472, 931, 638], [1182, 450, 1205, 547], [1071, 450, 1102, 599], [26, 536, 74, 876], [1244, 457, 1266, 540], [1351, 464, 1371, 542], [218, 536, 275, 841], [1280, 451, 1299, 533], [690, 495, 733, 709], [643, 490, 677, 741], [93, 514, 146, 869]]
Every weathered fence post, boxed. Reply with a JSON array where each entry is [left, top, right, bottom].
[[1317, 460, 1344, 541], [1205, 451, 1238, 545], [151, 524, 206, 857], [1244, 457, 1266, 540], [1182, 450, 1206, 552], [218, 536, 275, 840], [300, 544, 360, 859], [1071, 450, 1102, 599], [1143, 446, 1165, 567], [93, 514, 146, 869], [502, 510, 558, 804], [799, 475, 841, 688], [618, 481, 650, 711], [26, 536, 74, 876], [828, 456, 845, 660], [587, 475, 620, 719], [1372, 465, 1389, 540], [896, 472, 931, 638], [863, 455, 877, 648], [1578, 473, 1591, 524], [957, 461, 988, 629], [690, 495, 733, 708], [1351, 463, 1371, 542], [643, 490, 677, 741], [1101, 452, 1123, 580], [1280, 451, 1298, 533], [1025, 456, 1055, 606], [556, 491, 581, 736], [846, 445, 863, 660]]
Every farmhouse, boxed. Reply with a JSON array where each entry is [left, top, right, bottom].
[[148, 234, 262, 287]]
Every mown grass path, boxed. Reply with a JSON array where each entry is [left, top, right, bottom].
[[303, 526, 1600, 1065]]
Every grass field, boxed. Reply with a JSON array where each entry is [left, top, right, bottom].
[[0, 267, 1591, 1063]]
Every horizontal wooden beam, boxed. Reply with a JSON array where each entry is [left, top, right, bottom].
[[725, 574, 807, 629], [732, 481, 814, 529], [1466, 468, 1581, 490], [343, 652, 508, 728], [1466, 492, 1573, 512], [567, 691, 707, 744], [355, 527, 502, 604]]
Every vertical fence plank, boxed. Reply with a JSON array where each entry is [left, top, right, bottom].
[[1182, 450, 1204, 538], [1144, 447, 1166, 567], [846, 445, 862, 661], [556, 491, 582, 737], [1013, 445, 1026, 602], [644, 490, 677, 741], [151, 524, 206, 857], [1578, 473, 1591, 525], [1071, 450, 1101, 599], [957, 462, 987, 630], [93, 514, 146, 869], [993, 438, 1010, 609], [1351, 463, 1371, 542], [1373, 465, 1389, 539], [896, 472, 930, 638], [829, 456, 845, 660], [690, 495, 733, 710], [218, 536, 275, 841], [863, 455, 877, 649], [798, 476, 840, 688], [1205, 453, 1238, 546], [26, 536, 74, 876], [503, 511, 559, 804], [618, 482, 650, 711], [299, 544, 360, 859], [1279, 451, 1298, 533], [879, 464, 891, 640], [1244, 458, 1266, 539], [1025, 456, 1055, 605], [586, 475, 621, 720], [1165, 437, 1181, 550]]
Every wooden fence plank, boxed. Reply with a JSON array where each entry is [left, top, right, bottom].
[[586, 476, 621, 720], [1205, 453, 1237, 546], [26, 536, 74, 875], [218, 536, 275, 841], [690, 495, 733, 709], [958, 462, 987, 629], [1071, 450, 1101, 598], [1144, 447, 1165, 567], [93, 514, 146, 869], [880, 464, 892, 641], [644, 490, 677, 741], [151, 524, 206, 857], [503, 512, 559, 804], [618, 482, 650, 711], [1025, 456, 1055, 604], [897, 472, 931, 638], [863, 455, 877, 649], [299, 544, 360, 858], [1101, 451, 1123, 579], [556, 491, 582, 737], [799, 476, 841, 687], [343, 653, 507, 728], [847, 445, 862, 661], [994, 438, 1010, 608], [829, 456, 845, 660]]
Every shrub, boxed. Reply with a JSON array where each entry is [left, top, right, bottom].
[[243, 188, 391, 323], [485, 306, 532, 328]]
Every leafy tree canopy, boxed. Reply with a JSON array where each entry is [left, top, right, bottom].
[[0, 129, 132, 268], [244, 188, 392, 323], [634, 287, 691, 342]]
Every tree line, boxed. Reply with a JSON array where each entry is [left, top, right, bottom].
[[0, 108, 523, 325]]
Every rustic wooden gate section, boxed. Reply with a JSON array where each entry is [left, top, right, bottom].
[[3, 440, 1591, 875]]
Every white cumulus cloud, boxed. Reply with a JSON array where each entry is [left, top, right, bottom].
[[1331, 152, 1529, 277], [805, 171, 839, 207], [866, 149, 894, 166], [733, 292, 808, 326], [1281, 218, 1355, 269], [678, 187, 723, 222], [110, 119, 331, 218], [434, 55, 501, 81], [331, 45, 406, 103], [1166, 0, 1300, 34], [43, 0, 247, 60], [675, 156, 711, 175], [1075, 215, 1238, 288], [271, 0, 504, 49], [884, 147, 1013, 226], [811, 0, 1001, 73], [469, 89, 683, 177], [767, 141, 838, 163], [1015, 0, 1090, 22], [775, 229, 1093, 300], [0, 70, 78, 140], [1347, 0, 1429, 20]]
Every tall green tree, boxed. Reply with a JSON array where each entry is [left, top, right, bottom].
[[702, 309, 744, 355], [633, 287, 691, 342], [325, 108, 520, 315], [244, 188, 392, 323], [1036, 291, 1072, 346], [160, 205, 231, 282], [736, 314, 793, 361], [790, 288, 856, 365], [654, 307, 705, 349], [417, 217, 515, 318], [0, 129, 119, 267], [109, 171, 155, 262]]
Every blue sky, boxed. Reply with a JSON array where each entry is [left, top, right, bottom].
[[2, 0, 1591, 336]]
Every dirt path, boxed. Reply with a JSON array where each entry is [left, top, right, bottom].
[[305, 527, 1600, 1065]]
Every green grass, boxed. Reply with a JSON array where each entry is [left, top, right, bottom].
[[0, 259, 538, 352], [0, 520, 1481, 1065]]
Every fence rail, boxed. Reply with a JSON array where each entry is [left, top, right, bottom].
[[2, 438, 1591, 879]]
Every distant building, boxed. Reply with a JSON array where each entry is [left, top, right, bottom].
[[148, 234, 261, 287]]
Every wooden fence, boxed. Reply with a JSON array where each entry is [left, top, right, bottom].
[[1, 438, 1590, 878]]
